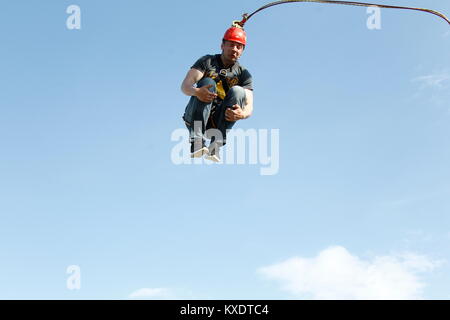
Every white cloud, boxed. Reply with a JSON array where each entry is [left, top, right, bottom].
[[258, 246, 440, 300], [412, 72, 450, 89], [129, 288, 172, 299], [411, 71, 450, 108]]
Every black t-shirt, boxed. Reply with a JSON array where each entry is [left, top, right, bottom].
[[191, 54, 253, 101]]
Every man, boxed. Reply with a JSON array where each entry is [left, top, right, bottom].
[[181, 25, 254, 162]]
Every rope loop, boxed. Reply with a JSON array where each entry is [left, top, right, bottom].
[[236, 0, 450, 27]]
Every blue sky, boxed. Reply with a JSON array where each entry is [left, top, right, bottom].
[[0, 0, 449, 299]]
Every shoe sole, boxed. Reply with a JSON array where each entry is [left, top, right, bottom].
[[205, 155, 220, 163], [190, 147, 209, 158]]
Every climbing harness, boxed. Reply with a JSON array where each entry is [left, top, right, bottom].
[[231, 0, 450, 28]]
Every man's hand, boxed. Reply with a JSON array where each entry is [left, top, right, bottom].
[[196, 84, 218, 103], [225, 104, 246, 121]]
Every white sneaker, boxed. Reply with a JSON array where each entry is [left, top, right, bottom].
[[206, 153, 220, 162], [191, 147, 209, 158], [190, 141, 209, 158], [205, 143, 221, 162]]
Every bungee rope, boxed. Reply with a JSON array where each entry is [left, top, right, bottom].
[[232, 0, 450, 28]]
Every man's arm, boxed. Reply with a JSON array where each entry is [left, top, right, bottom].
[[181, 68, 203, 96], [181, 68, 217, 103]]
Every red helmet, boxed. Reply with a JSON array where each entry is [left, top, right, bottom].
[[223, 27, 247, 46]]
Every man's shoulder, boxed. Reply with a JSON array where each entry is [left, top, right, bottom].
[[191, 54, 216, 71], [235, 62, 251, 76], [196, 54, 216, 63], [237, 63, 249, 72], [234, 62, 252, 88]]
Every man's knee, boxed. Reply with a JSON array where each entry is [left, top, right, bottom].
[[227, 86, 246, 100], [224, 85, 246, 107], [197, 77, 217, 93]]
